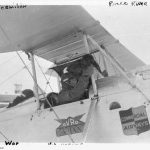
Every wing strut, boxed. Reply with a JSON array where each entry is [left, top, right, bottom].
[[29, 52, 40, 109], [87, 35, 150, 103], [82, 34, 99, 142]]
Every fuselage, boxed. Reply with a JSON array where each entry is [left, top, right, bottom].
[[0, 66, 150, 143]]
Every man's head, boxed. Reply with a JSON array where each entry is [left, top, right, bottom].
[[22, 89, 34, 98], [67, 61, 82, 76], [81, 54, 94, 67]]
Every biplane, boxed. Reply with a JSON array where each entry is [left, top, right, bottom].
[[0, 5, 150, 143]]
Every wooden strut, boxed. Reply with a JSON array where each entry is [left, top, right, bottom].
[[29, 52, 40, 109], [82, 34, 99, 142]]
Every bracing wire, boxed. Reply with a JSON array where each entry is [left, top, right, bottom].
[[34, 57, 53, 92], [44, 71, 54, 93], [16, 51, 75, 143], [0, 131, 9, 141]]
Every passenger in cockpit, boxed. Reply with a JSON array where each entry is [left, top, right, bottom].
[[7, 89, 34, 108], [57, 54, 107, 103]]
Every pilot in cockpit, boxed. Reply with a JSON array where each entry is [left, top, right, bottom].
[[44, 54, 108, 108]]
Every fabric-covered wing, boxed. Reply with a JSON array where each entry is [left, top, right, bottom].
[[0, 5, 145, 71]]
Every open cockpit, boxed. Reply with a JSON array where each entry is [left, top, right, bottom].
[[40, 52, 109, 108]]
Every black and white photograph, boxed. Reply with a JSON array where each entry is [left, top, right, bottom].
[[0, 0, 150, 149]]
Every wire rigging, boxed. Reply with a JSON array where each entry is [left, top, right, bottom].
[[44, 70, 54, 93], [0, 131, 9, 141], [35, 57, 53, 92], [16, 51, 75, 143]]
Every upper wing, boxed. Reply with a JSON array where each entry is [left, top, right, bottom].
[[0, 5, 145, 71]]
